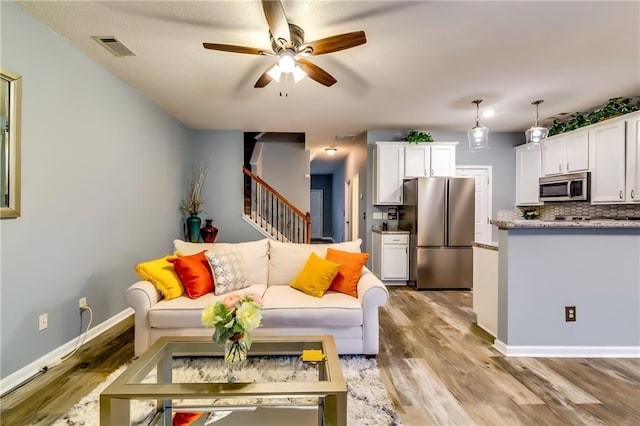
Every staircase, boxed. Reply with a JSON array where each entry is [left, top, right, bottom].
[[242, 166, 311, 243]]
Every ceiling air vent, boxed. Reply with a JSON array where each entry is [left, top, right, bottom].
[[92, 36, 136, 57], [335, 134, 356, 141]]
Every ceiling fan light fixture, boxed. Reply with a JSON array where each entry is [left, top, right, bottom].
[[468, 99, 490, 151], [525, 99, 549, 147], [325, 147, 338, 155], [278, 51, 296, 73], [267, 64, 282, 82], [292, 65, 306, 83]]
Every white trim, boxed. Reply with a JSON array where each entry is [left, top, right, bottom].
[[0, 308, 133, 396], [241, 213, 274, 240], [493, 339, 640, 358]]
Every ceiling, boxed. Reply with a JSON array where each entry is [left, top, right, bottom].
[[17, 0, 640, 171]]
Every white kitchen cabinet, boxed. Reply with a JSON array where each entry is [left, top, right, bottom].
[[590, 120, 627, 203], [404, 145, 430, 177], [564, 132, 590, 173], [371, 232, 409, 282], [626, 113, 640, 203], [404, 143, 456, 178], [541, 130, 589, 176], [515, 144, 543, 206], [373, 143, 404, 205], [374, 142, 457, 205], [430, 144, 456, 176], [542, 138, 564, 176]]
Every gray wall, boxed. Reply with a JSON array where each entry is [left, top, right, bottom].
[[365, 130, 523, 250], [190, 130, 264, 243], [498, 228, 640, 347], [260, 142, 310, 213], [311, 175, 333, 238], [332, 133, 368, 249], [0, 2, 190, 378]]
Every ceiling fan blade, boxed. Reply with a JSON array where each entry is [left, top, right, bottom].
[[297, 59, 337, 87], [254, 66, 274, 88], [302, 31, 366, 55], [262, 0, 290, 47], [203, 43, 271, 56]]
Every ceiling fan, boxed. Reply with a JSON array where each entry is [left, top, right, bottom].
[[203, 0, 366, 88]]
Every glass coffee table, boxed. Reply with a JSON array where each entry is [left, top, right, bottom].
[[100, 335, 346, 426]]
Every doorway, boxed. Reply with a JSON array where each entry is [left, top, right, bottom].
[[310, 189, 323, 239], [351, 172, 359, 241], [344, 180, 351, 242], [456, 165, 493, 243]]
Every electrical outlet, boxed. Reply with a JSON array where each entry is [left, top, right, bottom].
[[373, 212, 382, 219], [79, 297, 87, 309], [565, 306, 576, 322], [39, 313, 48, 331]]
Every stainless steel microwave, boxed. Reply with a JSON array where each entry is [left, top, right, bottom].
[[539, 172, 590, 202]]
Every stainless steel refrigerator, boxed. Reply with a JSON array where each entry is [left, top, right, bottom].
[[399, 177, 475, 289]]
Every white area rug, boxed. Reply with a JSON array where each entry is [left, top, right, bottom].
[[51, 355, 402, 426]]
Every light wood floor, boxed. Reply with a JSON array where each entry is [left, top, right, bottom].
[[2, 287, 639, 425]]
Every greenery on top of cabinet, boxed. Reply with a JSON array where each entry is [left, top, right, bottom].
[[548, 97, 639, 137], [404, 130, 434, 144]]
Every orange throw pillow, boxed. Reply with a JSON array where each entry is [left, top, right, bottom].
[[167, 251, 214, 299], [173, 412, 204, 426], [326, 248, 370, 298]]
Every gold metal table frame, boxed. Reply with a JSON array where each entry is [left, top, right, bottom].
[[99, 335, 347, 426]]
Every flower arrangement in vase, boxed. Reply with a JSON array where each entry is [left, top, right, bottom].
[[180, 163, 208, 242], [201, 292, 263, 364]]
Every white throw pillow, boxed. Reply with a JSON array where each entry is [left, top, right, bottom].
[[205, 250, 251, 295], [268, 239, 363, 286], [173, 239, 269, 285]]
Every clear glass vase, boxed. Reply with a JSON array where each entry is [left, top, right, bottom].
[[224, 333, 248, 365]]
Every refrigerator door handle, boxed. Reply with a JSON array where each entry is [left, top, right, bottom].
[[444, 179, 449, 246]]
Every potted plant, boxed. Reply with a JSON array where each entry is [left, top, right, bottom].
[[404, 130, 434, 144], [181, 163, 208, 242]]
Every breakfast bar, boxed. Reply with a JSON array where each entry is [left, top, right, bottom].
[[489, 219, 640, 357]]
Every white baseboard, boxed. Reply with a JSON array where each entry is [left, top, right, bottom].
[[493, 339, 640, 358], [0, 308, 134, 396]]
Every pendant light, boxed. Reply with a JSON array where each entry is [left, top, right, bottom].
[[468, 99, 490, 151], [525, 99, 549, 146]]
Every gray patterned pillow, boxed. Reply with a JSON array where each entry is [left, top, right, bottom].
[[205, 250, 251, 295]]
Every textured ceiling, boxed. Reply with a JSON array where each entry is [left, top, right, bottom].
[[17, 0, 640, 172]]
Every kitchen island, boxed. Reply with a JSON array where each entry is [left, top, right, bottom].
[[490, 219, 640, 357]]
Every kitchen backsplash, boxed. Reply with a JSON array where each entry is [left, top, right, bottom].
[[497, 203, 640, 221]]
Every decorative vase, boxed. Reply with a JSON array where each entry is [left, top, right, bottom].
[[185, 214, 202, 243], [224, 333, 248, 365], [200, 219, 219, 243]]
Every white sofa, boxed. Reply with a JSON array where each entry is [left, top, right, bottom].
[[126, 238, 389, 356]]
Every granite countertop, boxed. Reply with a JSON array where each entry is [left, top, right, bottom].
[[472, 241, 499, 251], [491, 219, 640, 229], [371, 226, 410, 234]]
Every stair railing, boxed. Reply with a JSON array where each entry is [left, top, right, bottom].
[[242, 166, 311, 243]]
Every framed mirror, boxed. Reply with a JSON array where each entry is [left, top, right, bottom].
[[1, 68, 22, 219]]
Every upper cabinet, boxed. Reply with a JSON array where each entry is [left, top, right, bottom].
[[373, 143, 404, 205], [404, 143, 456, 178], [541, 130, 589, 176], [373, 142, 457, 205], [626, 114, 640, 203], [515, 144, 543, 206], [590, 120, 627, 203]]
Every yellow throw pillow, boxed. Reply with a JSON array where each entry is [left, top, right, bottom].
[[135, 255, 184, 300], [290, 252, 340, 298]]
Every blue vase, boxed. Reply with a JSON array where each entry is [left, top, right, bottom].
[[186, 214, 202, 243]]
